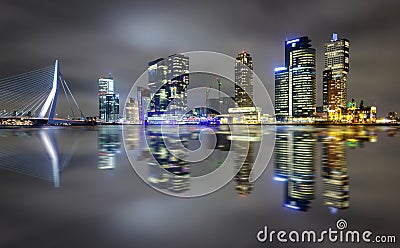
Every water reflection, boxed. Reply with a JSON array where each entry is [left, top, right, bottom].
[[321, 130, 349, 212], [0, 124, 395, 204], [232, 127, 262, 197], [0, 127, 81, 187], [275, 128, 316, 211], [98, 126, 121, 170], [274, 126, 379, 212], [145, 126, 191, 193], [124, 125, 265, 196]]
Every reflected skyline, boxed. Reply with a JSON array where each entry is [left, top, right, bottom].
[[0, 125, 392, 204], [0, 125, 399, 247], [274, 126, 379, 212], [145, 126, 191, 194], [275, 128, 316, 211], [98, 126, 121, 170]]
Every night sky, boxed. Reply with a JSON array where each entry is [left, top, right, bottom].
[[0, 0, 399, 116]]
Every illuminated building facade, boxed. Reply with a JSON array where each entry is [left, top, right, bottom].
[[274, 67, 289, 119], [98, 76, 119, 122], [275, 37, 316, 121], [137, 87, 150, 124], [235, 51, 254, 108], [323, 34, 350, 112], [124, 97, 138, 124], [328, 99, 377, 123], [148, 54, 189, 122]]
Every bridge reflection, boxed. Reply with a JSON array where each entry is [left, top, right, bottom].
[[0, 127, 81, 187]]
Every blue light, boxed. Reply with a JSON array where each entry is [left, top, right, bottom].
[[273, 176, 287, 182], [284, 204, 300, 210], [286, 38, 299, 45], [274, 67, 287, 72], [329, 207, 338, 215], [331, 33, 338, 42]]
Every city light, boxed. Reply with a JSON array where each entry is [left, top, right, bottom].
[[274, 67, 287, 72], [286, 38, 299, 44]]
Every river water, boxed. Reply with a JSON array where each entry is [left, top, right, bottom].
[[0, 125, 399, 247]]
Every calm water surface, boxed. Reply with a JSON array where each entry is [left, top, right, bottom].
[[0, 125, 399, 248]]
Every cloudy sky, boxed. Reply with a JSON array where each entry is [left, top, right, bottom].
[[0, 0, 399, 116]]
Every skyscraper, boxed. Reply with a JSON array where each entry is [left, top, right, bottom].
[[136, 86, 150, 124], [99, 75, 119, 122], [275, 37, 316, 121], [125, 97, 138, 124], [323, 34, 350, 112], [148, 54, 189, 122], [274, 67, 289, 118], [235, 51, 254, 108]]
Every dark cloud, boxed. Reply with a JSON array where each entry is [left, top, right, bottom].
[[0, 0, 399, 116]]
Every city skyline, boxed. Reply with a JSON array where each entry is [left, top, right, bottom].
[[0, 1, 399, 116], [0, 1, 399, 247]]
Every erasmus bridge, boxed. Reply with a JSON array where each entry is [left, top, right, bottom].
[[0, 60, 85, 125], [0, 61, 86, 187]]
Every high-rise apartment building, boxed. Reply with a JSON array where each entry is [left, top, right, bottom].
[[235, 51, 254, 108], [323, 33, 350, 111]]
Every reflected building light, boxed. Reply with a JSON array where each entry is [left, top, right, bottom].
[[329, 207, 338, 215], [145, 126, 191, 193], [284, 203, 300, 210], [274, 128, 316, 211], [273, 176, 287, 182], [98, 127, 121, 170], [321, 130, 349, 211], [232, 127, 262, 196], [234, 143, 255, 197]]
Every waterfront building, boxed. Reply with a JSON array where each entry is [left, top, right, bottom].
[[275, 37, 316, 122], [125, 97, 139, 124], [228, 107, 261, 124], [235, 51, 254, 108], [328, 99, 376, 123], [137, 87, 150, 124], [323, 34, 350, 112], [147, 54, 189, 123], [98, 75, 119, 122]]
